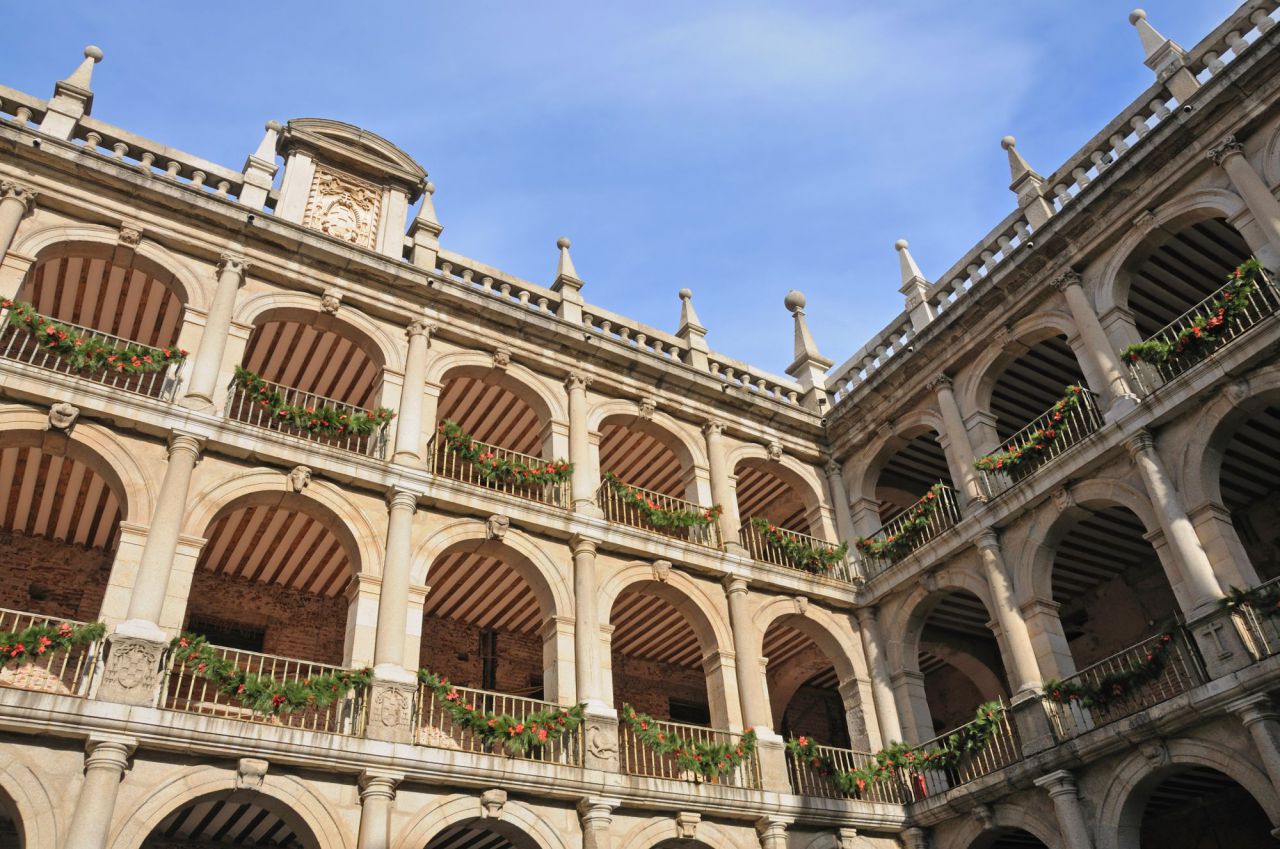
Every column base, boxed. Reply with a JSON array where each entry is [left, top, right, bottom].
[[98, 627, 167, 707], [723, 541, 748, 557], [573, 501, 605, 519], [177, 393, 216, 412], [364, 667, 418, 744], [1105, 393, 1141, 420], [391, 451, 426, 468], [582, 705, 620, 772], [1009, 689, 1057, 757], [753, 727, 792, 793]]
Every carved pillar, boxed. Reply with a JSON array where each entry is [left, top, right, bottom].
[[578, 797, 620, 849], [182, 254, 247, 409], [1229, 695, 1280, 795], [367, 489, 419, 742], [566, 374, 599, 513], [64, 737, 135, 849], [854, 606, 903, 743], [392, 320, 433, 465], [703, 421, 744, 552], [823, 458, 857, 545], [1034, 770, 1095, 849], [723, 577, 770, 730], [0, 180, 36, 261], [1209, 135, 1280, 269], [1052, 270, 1138, 414], [756, 817, 791, 849], [976, 531, 1042, 694], [356, 771, 402, 849], [929, 375, 982, 502], [573, 535, 603, 706]]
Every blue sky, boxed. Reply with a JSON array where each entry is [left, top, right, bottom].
[[3, 1, 1240, 376]]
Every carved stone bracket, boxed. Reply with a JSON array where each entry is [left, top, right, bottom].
[[485, 515, 510, 541], [638, 396, 656, 419], [492, 348, 511, 370], [651, 559, 672, 583], [675, 812, 701, 840], [766, 440, 783, 461], [47, 402, 80, 432], [480, 789, 507, 818], [236, 758, 269, 791], [319, 289, 342, 315], [287, 466, 312, 492]]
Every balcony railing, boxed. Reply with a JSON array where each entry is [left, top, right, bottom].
[[855, 483, 961, 580], [0, 607, 101, 698], [977, 390, 1103, 498], [907, 698, 1021, 799], [786, 743, 908, 804], [161, 644, 367, 736], [597, 480, 722, 549], [619, 717, 759, 788], [429, 435, 570, 509], [1126, 270, 1280, 394], [0, 314, 182, 400], [225, 376, 389, 459], [1042, 629, 1206, 742], [740, 521, 852, 581], [415, 681, 583, 767], [1231, 578, 1280, 662]]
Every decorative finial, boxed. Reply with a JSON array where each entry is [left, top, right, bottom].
[[676, 287, 707, 355], [896, 240, 934, 330], [1128, 8, 1146, 24], [555, 236, 579, 281], [1127, 7, 1198, 101], [784, 289, 832, 397], [784, 290, 806, 314], [895, 239, 927, 287], [61, 45, 103, 93], [1002, 135, 1038, 184], [1129, 8, 1168, 59], [678, 288, 692, 300]]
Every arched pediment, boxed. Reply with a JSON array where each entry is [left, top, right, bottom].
[[282, 118, 427, 196]]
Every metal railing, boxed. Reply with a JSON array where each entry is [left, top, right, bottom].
[[597, 479, 722, 549], [855, 483, 961, 579], [429, 435, 570, 509], [619, 717, 760, 788], [1231, 577, 1280, 661], [0, 607, 101, 697], [740, 521, 852, 581], [415, 681, 583, 766], [0, 313, 183, 400], [1042, 629, 1206, 742], [225, 375, 388, 459], [161, 644, 367, 736], [786, 743, 908, 804], [906, 698, 1021, 799], [1126, 270, 1280, 394], [977, 390, 1104, 498]]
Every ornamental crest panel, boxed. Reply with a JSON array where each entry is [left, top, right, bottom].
[[303, 165, 383, 248]]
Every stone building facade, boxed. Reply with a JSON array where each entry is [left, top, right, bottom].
[[2, 5, 1280, 849]]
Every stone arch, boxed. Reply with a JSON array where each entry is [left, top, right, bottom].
[[182, 469, 380, 578], [13, 224, 207, 313], [0, 405, 155, 524], [1178, 365, 1280, 509], [852, 407, 948, 508], [234, 294, 400, 373], [1096, 737, 1280, 849], [591, 402, 709, 473], [955, 309, 1081, 420], [599, 563, 733, 657], [615, 815, 749, 849], [394, 794, 569, 849], [937, 799, 1062, 849], [428, 350, 566, 428], [108, 766, 351, 849], [1094, 188, 1248, 319], [0, 754, 59, 849], [884, 567, 998, 677], [728, 442, 829, 534]]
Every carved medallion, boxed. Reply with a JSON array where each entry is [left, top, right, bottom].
[[302, 165, 382, 248]]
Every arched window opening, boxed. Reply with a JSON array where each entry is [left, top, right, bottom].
[[141, 794, 316, 849], [610, 588, 710, 724], [989, 335, 1085, 442], [437, 375, 543, 455], [763, 622, 848, 748], [971, 830, 1050, 849], [0, 788, 20, 849], [916, 590, 1008, 737], [1135, 765, 1275, 849], [1127, 218, 1252, 338], [1219, 404, 1280, 582], [1052, 506, 1177, 670], [599, 423, 684, 497], [423, 819, 542, 849], [874, 431, 952, 522], [736, 461, 810, 534]]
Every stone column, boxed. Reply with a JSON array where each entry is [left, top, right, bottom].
[[1124, 432, 1223, 612], [1228, 695, 1280, 795], [182, 253, 247, 409], [724, 577, 770, 730], [0, 180, 36, 260], [356, 770, 402, 849], [573, 535, 603, 706], [392, 319, 433, 465], [63, 737, 135, 849], [756, 817, 791, 849], [578, 797, 620, 849], [1209, 135, 1280, 269], [1052, 270, 1138, 414], [703, 421, 744, 553], [366, 489, 419, 742], [975, 531, 1042, 694], [929, 375, 982, 502], [854, 607, 903, 742], [566, 374, 599, 514], [1033, 770, 1095, 849], [823, 458, 857, 545]]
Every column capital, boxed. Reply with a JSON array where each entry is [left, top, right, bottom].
[[406, 318, 436, 340], [1124, 429, 1156, 460], [755, 815, 792, 841], [901, 826, 930, 849], [357, 769, 403, 800], [1227, 694, 1280, 726], [723, 575, 750, 596], [1050, 268, 1083, 292], [167, 431, 204, 461], [854, 605, 879, 626], [85, 735, 137, 770], [386, 488, 419, 511], [926, 373, 954, 393], [576, 796, 621, 823], [975, 528, 1001, 554], [0, 180, 38, 211], [702, 419, 726, 437], [1207, 134, 1245, 167], [570, 533, 600, 556], [1033, 767, 1079, 796], [565, 372, 593, 391], [822, 456, 843, 478], [216, 252, 250, 280]]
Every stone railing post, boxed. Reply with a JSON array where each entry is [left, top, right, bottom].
[[976, 531, 1042, 694], [578, 797, 620, 849], [392, 319, 434, 466], [366, 488, 419, 742], [566, 374, 600, 514], [1228, 695, 1280, 795], [929, 375, 982, 503], [182, 253, 247, 410], [1208, 136, 1280, 269], [854, 606, 903, 743], [1051, 270, 1138, 414], [1034, 770, 1095, 849], [63, 736, 135, 849], [703, 421, 743, 552], [0, 180, 37, 261], [356, 770, 402, 849]]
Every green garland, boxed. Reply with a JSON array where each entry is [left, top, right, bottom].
[[169, 633, 372, 716], [602, 472, 722, 530], [974, 385, 1086, 473], [1042, 632, 1175, 708], [786, 700, 1005, 797], [418, 670, 584, 755], [853, 483, 946, 561], [1121, 258, 1263, 366], [621, 704, 757, 780], [233, 367, 395, 438], [3, 299, 187, 374], [748, 518, 848, 574], [437, 420, 573, 486], [1223, 583, 1280, 615], [0, 621, 105, 665]]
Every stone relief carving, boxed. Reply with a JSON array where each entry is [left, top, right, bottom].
[[287, 466, 312, 492], [47, 402, 80, 432], [99, 637, 163, 703], [586, 723, 619, 769], [485, 515, 510, 541], [1051, 487, 1075, 511], [368, 682, 413, 733], [492, 348, 511, 370], [236, 758, 269, 791], [319, 289, 341, 315], [651, 560, 672, 583], [971, 804, 995, 830], [793, 595, 809, 617], [118, 225, 142, 247], [638, 396, 657, 419], [302, 165, 382, 248], [480, 789, 507, 818], [766, 440, 783, 461], [675, 812, 701, 840]]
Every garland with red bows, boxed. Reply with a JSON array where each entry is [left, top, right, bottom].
[[169, 633, 372, 716], [621, 705, 757, 780], [233, 367, 395, 438], [602, 473, 722, 530], [438, 420, 574, 486], [748, 518, 848, 574], [974, 385, 1086, 474], [0, 620, 105, 666], [418, 670, 584, 755], [1042, 632, 1175, 708], [3, 299, 186, 374], [853, 483, 946, 561]]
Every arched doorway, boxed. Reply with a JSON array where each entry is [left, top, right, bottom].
[[0, 787, 19, 849], [609, 585, 714, 725], [422, 818, 544, 849], [1218, 402, 1280, 581], [140, 793, 319, 849], [1121, 764, 1278, 849]]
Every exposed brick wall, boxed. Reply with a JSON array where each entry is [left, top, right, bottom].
[[925, 664, 987, 735], [780, 685, 849, 747], [0, 531, 112, 622], [611, 655, 709, 721], [418, 618, 545, 696], [1060, 559, 1178, 669]]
